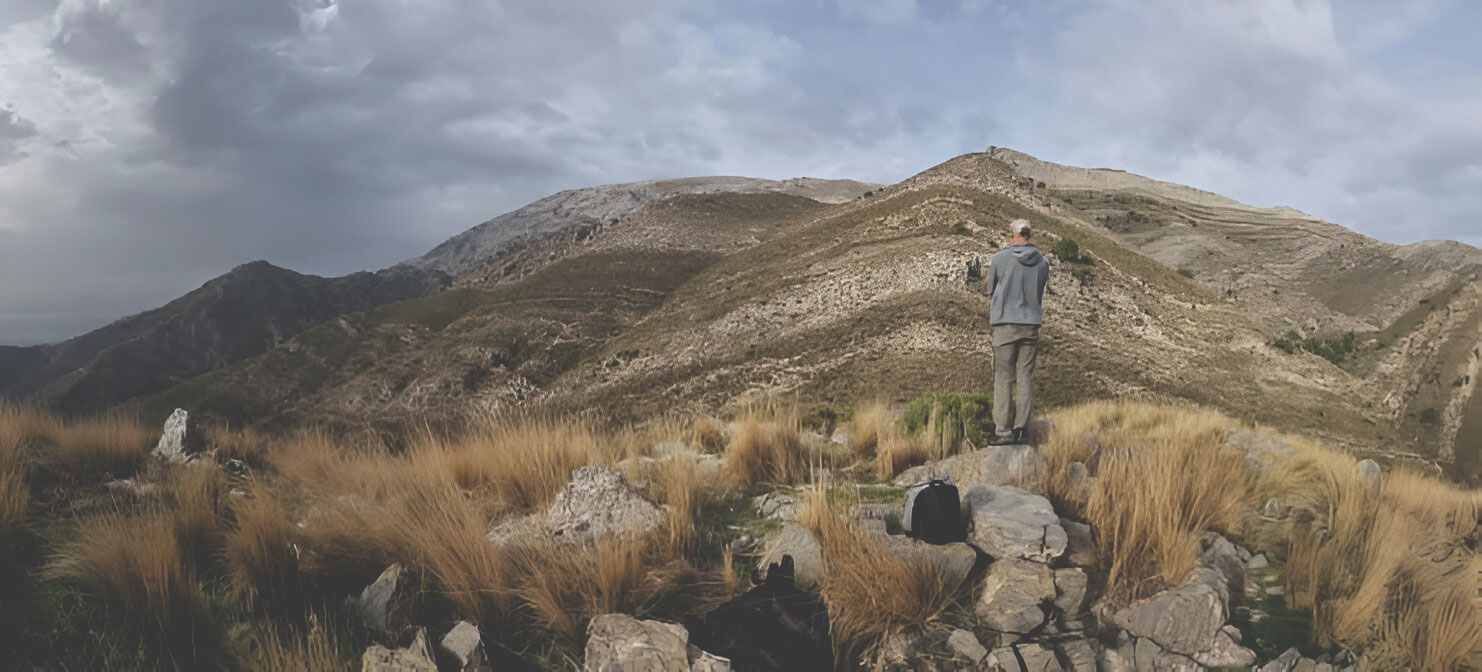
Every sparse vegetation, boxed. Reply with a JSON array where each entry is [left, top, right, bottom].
[[3, 395, 1478, 669], [1271, 329, 1358, 364]]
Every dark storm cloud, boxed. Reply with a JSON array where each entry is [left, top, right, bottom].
[[0, 0, 1478, 344]]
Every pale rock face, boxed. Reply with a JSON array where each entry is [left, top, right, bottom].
[[439, 621, 485, 671], [1357, 459, 1383, 495], [946, 629, 988, 664], [1053, 567, 1089, 617], [894, 444, 1047, 490], [758, 523, 825, 590], [962, 485, 1067, 563], [976, 557, 1054, 634], [988, 642, 1062, 671], [583, 614, 731, 672], [753, 491, 798, 521], [152, 408, 189, 460], [361, 627, 437, 672], [353, 564, 406, 635], [547, 464, 664, 546]]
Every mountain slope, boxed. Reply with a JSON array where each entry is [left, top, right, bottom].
[[0, 262, 447, 413], [988, 147, 1482, 473], [144, 149, 1482, 479]]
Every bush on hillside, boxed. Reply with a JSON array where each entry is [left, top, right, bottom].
[[903, 392, 994, 451], [1271, 329, 1358, 365], [1051, 237, 1092, 265]]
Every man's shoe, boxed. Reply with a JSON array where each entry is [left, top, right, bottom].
[[991, 433, 1016, 446], [1011, 427, 1026, 444]]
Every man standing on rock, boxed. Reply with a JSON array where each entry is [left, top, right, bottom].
[[987, 219, 1049, 444]]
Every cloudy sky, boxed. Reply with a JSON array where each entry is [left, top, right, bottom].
[[1, 0, 1478, 344]]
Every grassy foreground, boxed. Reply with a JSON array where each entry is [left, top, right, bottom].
[[0, 398, 1477, 670]]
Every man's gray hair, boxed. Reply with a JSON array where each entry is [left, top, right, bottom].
[[1010, 219, 1032, 238]]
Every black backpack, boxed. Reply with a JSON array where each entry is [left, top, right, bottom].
[[903, 478, 966, 544], [688, 555, 833, 672]]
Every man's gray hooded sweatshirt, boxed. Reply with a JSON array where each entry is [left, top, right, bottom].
[[988, 244, 1050, 327]]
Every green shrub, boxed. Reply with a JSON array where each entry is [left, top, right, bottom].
[[903, 392, 995, 449], [1270, 329, 1357, 364], [1051, 238, 1092, 265]]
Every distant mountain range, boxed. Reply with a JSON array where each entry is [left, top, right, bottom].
[[5, 150, 1480, 481]]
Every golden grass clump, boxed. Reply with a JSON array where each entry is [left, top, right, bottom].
[[409, 417, 607, 514], [0, 404, 30, 532], [796, 487, 951, 655], [207, 423, 265, 465], [243, 614, 352, 672], [1259, 443, 1482, 671], [725, 405, 808, 484], [47, 512, 223, 666], [849, 400, 892, 456], [225, 492, 302, 610], [1042, 400, 1248, 600], [164, 462, 227, 569], [0, 403, 151, 479]]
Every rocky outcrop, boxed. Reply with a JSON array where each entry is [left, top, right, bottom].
[[962, 485, 1066, 563], [1108, 533, 1254, 668], [583, 614, 730, 672], [894, 444, 1047, 490], [548, 465, 664, 546]]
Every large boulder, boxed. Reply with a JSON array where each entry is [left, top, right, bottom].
[[361, 627, 437, 672], [873, 536, 983, 593], [1108, 534, 1254, 668], [758, 524, 825, 590], [962, 485, 1066, 563], [584, 614, 730, 672], [894, 444, 1047, 489], [549, 465, 664, 546], [976, 557, 1054, 634], [152, 408, 191, 460]]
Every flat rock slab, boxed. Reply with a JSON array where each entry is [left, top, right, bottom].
[[962, 485, 1066, 563], [894, 444, 1047, 489]]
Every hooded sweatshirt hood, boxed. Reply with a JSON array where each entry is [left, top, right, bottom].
[[1010, 244, 1044, 267]]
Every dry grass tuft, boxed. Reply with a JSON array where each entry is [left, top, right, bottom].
[[382, 477, 515, 627], [207, 423, 265, 465], [164, 463, 227, 571], [796, 487, 951, 654], [849, 400, 893, 457], [1260, 444, 1482, 670], [47, 512, 223, 667], [0, 402, 151, 480], [225, 492, 302, 611], [0, 405, 30, 533], [874, 426, 932, 480], [726, 405, 809, 484], [1043, 400, 1247, 600], [409, 417, 608, 515], [243, 614, 352, 672]]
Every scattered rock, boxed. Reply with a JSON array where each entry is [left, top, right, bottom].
[[152, 408, 191, 460], [352, 564, 408, 635], [727, 534, 758, 556], [1057, 638, 1098, 672], [1131, 636, 1201, 672], [361, 627, 437, 672], [753, 491, 798, 521], [439, 621, 486, 672], [1053, 567, 1089, 617], [894, 444, 1047, 490], [584, 614, 729, 672], [831, 428, 853, 445], [548, 465, 664, 546], [1262, 497, 1290, 519], [1259, 647, 1303, 672], [1066, 461, 1090, 496], [1357, 459, 1382, 495], [1060, 518, 1098, 567], [759, 524, 825, 590], [962, 485, 1066, 563], [1247, 552, 1269, 570], [988, 642, 1061, 671], [1109, 534, 1255, 668], [946, 628, 988, 664], [976, 557, 1054, 634]]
